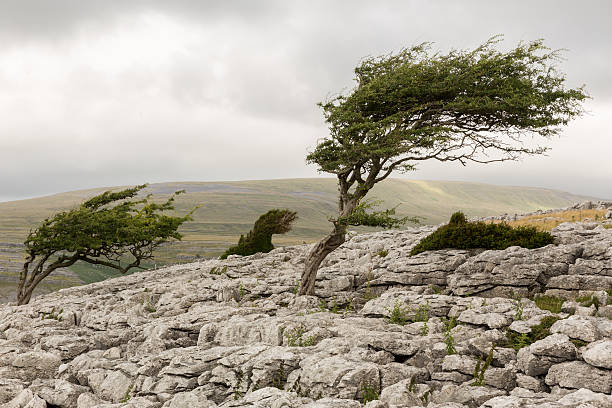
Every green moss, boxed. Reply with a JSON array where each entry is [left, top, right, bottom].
[[410, 212, 554, 256], [570, 339, 587, 348]]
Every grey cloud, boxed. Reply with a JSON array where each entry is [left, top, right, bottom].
[[0, 0, 610, 201]]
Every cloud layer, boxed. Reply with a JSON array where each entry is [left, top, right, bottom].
[[1, 0, 610, 201]]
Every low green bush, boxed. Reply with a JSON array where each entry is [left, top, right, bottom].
[[410, 212, 554, 256]]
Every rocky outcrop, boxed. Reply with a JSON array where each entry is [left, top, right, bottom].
[[0, 220, 611, 408]]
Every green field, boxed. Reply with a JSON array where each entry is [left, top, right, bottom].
[[0, 178, 597, 301]]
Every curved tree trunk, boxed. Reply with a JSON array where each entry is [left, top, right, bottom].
[[298, 224, 347, 296]]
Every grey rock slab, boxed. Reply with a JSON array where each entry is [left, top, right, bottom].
[[11, 351, 62, 382], [379, 378, 422, 408], [551, 315, 610, 342], [432, 384, 506, 408], [556, 388, 612, 407], [162, 388, 218, 408], [582, 339, 612, 369], [545, 361, 611, 394], [529, 333, 577, 359]]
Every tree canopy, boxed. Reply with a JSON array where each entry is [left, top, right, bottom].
[[298, 37, 588, 296], [17, 185, 194, 305]]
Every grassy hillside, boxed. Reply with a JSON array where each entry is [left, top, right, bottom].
[[0, 178, 597, 301]]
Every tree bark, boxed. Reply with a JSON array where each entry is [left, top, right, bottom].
[[298, 223, 347, 296]]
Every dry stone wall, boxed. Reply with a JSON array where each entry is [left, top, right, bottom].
[[0, 218, 611, 408]]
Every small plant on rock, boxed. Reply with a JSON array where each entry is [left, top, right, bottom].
[[534, 294, 564, 314], [411, 212, 554, 256], [386, 300, 409, 326], [576, 294, 599, 308], [40, 307, 63, 321], [504, 315, 561, 351], [285, 325, 317, 347], [472, 345, 495, 386], [442, 317, 458, 355], [360, 382, 379, 404]]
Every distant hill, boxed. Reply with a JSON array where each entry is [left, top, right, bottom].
[[0, 178, 598, 302]]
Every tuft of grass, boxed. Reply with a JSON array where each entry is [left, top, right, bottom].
[[472, 345, 495, 386], [284, 325, 317, 347], [504, 315, 561, 351], [576, 294, 600, 308], [442, 316, 458, 355], [534, 294, 564, 314], [570, 339, 588, 348], [386, 300, 409, 326], [376, 249, 389, 257], [360, 382, 379, 404]]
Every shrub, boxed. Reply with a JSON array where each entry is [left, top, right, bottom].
[[221, 209, 297, 259], [410, 212, 554, 256]]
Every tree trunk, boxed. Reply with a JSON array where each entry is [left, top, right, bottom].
[[298, 223, 347, 296], [17, 285, 34, 306]]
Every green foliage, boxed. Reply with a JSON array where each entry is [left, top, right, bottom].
[[309, 36, 586, 181], [18, 185, 193, 305], [534, 294, 564, 314], [505, 315, 561, 351], [120, 383, 134, 403], [570, 339, 588, 348], [410, 213, 554, 256], [576, 294, 600, 308], [513, 293, 525, 321], [209, 265, 228, 275], [221, 209, 297, 259], [386, 300, 409, 325], [413, 301, 430, 322], [360, 382, 379, 404], [442, 317, 458, 355], [338, 200, 417, 229], [449, 211, 468, 225], [377, 249, 389, 257], [472, 345, 495, 386], [284, 325, 317, 347]]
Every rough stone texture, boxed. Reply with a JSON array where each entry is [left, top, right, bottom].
[[1, 215, 612, 408], [545, 361, 612, 394], [582, 339, 612, 369]]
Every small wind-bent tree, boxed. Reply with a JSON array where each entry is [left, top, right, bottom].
[[298, 36, 588, 296], [17, 185, 194, 305], [221, 209, 297, 259]]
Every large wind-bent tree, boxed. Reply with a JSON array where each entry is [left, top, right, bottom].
[[298, 37, 588, 296], [17, 185, 194, 305]]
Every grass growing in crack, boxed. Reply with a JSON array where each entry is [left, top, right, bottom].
[[39, 307, 63, 321], [120, 383, 134, 403], [442, 316, 458, 355], [472, 345, 494, 386], [513, 293, 525, 321], [576, 294, 600, 308], [285, 325, 317, 347], [413, 301, 430, 335], [386, 300, 409, 326], [360, 382, 379, 404], [210, 265, 228, 275], [376, 249, 389, 257], [534, 294, 564, 314], [504, 315, 561, 351]]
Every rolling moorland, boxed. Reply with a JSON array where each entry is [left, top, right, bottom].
[[0, 178, 598, 303]]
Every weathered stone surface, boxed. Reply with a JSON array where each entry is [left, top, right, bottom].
[[545, 361, 612, 394], [379, 378, 422, 407], [582, 339, 612, 369], [1, 216, 612, 408]]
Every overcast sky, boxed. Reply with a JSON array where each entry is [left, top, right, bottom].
[[0, 0, 610, 202]]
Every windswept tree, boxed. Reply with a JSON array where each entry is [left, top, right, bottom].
[[221, 209, 297, 259], [17, 185, 194, 305], [298, 37, 588, 296]]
